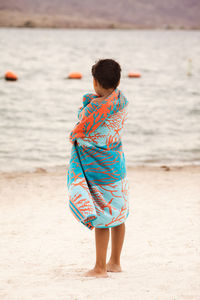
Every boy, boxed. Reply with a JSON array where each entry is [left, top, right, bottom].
[[68, 59, 129, 278]]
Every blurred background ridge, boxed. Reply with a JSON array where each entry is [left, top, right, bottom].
[[0, 0, 200, 29]]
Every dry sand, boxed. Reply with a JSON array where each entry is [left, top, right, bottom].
[[0, 165, 200, 300]]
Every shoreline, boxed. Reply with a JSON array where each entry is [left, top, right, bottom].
[[0, 163, 200, 179]]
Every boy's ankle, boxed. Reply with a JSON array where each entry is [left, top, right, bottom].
[[94, 263, 107, 272], [108, 258, 121, 266]]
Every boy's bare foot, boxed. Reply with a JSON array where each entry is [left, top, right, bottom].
[[106, 261, 122, 272], [83, 267, 108, 278]]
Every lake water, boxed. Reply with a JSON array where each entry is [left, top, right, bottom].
[[0, 28, 200, 172]]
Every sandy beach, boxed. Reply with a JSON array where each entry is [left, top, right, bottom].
[[0, 165, 199, 300]]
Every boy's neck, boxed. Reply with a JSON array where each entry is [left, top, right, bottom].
[[99, 88, 115, 98]]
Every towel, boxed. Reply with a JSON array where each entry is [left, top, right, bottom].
[[67, 87, 129, 230]]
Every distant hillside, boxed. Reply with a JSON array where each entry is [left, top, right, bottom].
[[0, 0, 200, 29]]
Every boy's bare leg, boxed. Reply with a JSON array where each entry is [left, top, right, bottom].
[[84, 227, 109, 278], [106, 223, 125, 272]]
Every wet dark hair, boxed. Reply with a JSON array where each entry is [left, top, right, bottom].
[[91, 58, 121, 90]]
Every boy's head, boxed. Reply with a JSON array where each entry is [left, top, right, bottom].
[[92, 59, 121, 95]]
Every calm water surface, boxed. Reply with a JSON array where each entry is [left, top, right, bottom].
[[0, 28, 200, 172]]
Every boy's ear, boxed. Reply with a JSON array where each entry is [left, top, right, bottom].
[[117, 80, 120, 86], [93, 77, 97, 86]]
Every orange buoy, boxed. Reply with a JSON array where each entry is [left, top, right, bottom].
[[68, 72, 82, 79], [5, 71, 18, 81], [128, 72, 141, 78]]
